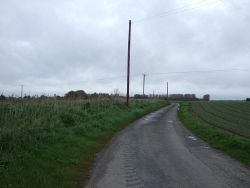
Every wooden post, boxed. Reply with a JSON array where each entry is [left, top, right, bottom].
[[126, 20, 132, 106]]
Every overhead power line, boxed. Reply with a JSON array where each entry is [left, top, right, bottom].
[[75, 68, 250, 84], [133, 0, 221, 23], [65, 68, 250, 83], [2, 69, 249, 91], [146, 68, 250, 76]]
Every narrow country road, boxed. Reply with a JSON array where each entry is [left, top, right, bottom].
[[86, 104, 250, 188]]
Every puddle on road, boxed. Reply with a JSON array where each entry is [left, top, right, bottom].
[[142, 109, 167, 124], [187, 135, 197, 141], [200, 146, 209, 149], [142, 113, 159, 123]]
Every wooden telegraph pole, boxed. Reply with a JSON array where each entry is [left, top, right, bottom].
[[167, 82, 169, 100], [126, 20, 132, 106], [143, 74, 146, 96], [21, 85, 23, 98]]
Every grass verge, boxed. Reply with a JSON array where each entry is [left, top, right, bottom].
[[178, 102, 250, 166], [0, 99, 168, 188]]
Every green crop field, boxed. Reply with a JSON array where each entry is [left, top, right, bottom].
[[189, 101, 250, 138], [179, 101, 250, 166], [0, 99, 168, 188]]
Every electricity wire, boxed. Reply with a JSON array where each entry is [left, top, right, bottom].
[[133, 0, 221, 24], [145, 68, 250, 76]]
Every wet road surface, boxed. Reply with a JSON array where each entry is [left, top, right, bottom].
[[86, 104, 250, 188]]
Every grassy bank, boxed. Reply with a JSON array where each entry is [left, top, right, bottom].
[[178, 102, 250, 166], [0, 99, 168, 188]]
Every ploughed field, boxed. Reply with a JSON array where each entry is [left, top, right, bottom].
[[179, 101, 250, 165], [189, 101, 250, 138]]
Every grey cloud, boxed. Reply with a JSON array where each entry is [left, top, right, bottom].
[[0, 0, 250, 99]]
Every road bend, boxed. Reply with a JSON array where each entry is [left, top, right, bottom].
[[86, 104, 250, 188]]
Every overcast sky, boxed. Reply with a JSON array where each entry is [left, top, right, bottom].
[[0, 0, 250, 99]]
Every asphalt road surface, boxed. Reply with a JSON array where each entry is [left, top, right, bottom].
[[86, 104, 250, 188]]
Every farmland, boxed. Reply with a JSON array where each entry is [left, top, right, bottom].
[[189, 101, 250, 138], [0, 99, 168, 188], [179, 101, 250, 165]]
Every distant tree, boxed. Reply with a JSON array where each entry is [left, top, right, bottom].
[[89, 92, 110, 99], [99, 93, 110, 98], [23, 95, 31, 99], [65, 91, 74, 98], [246, 98, 250, 102], [134, 94, 143, 99], [169, 94, 198, 101], [134, 94, 148, 99], [65, 90, 88, 99], [90, 92, 98, 99], [0, 94, 6, 100], [39, 95, 48, 99]]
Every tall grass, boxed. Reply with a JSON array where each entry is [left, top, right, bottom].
[[0, 99, 168, 188]]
